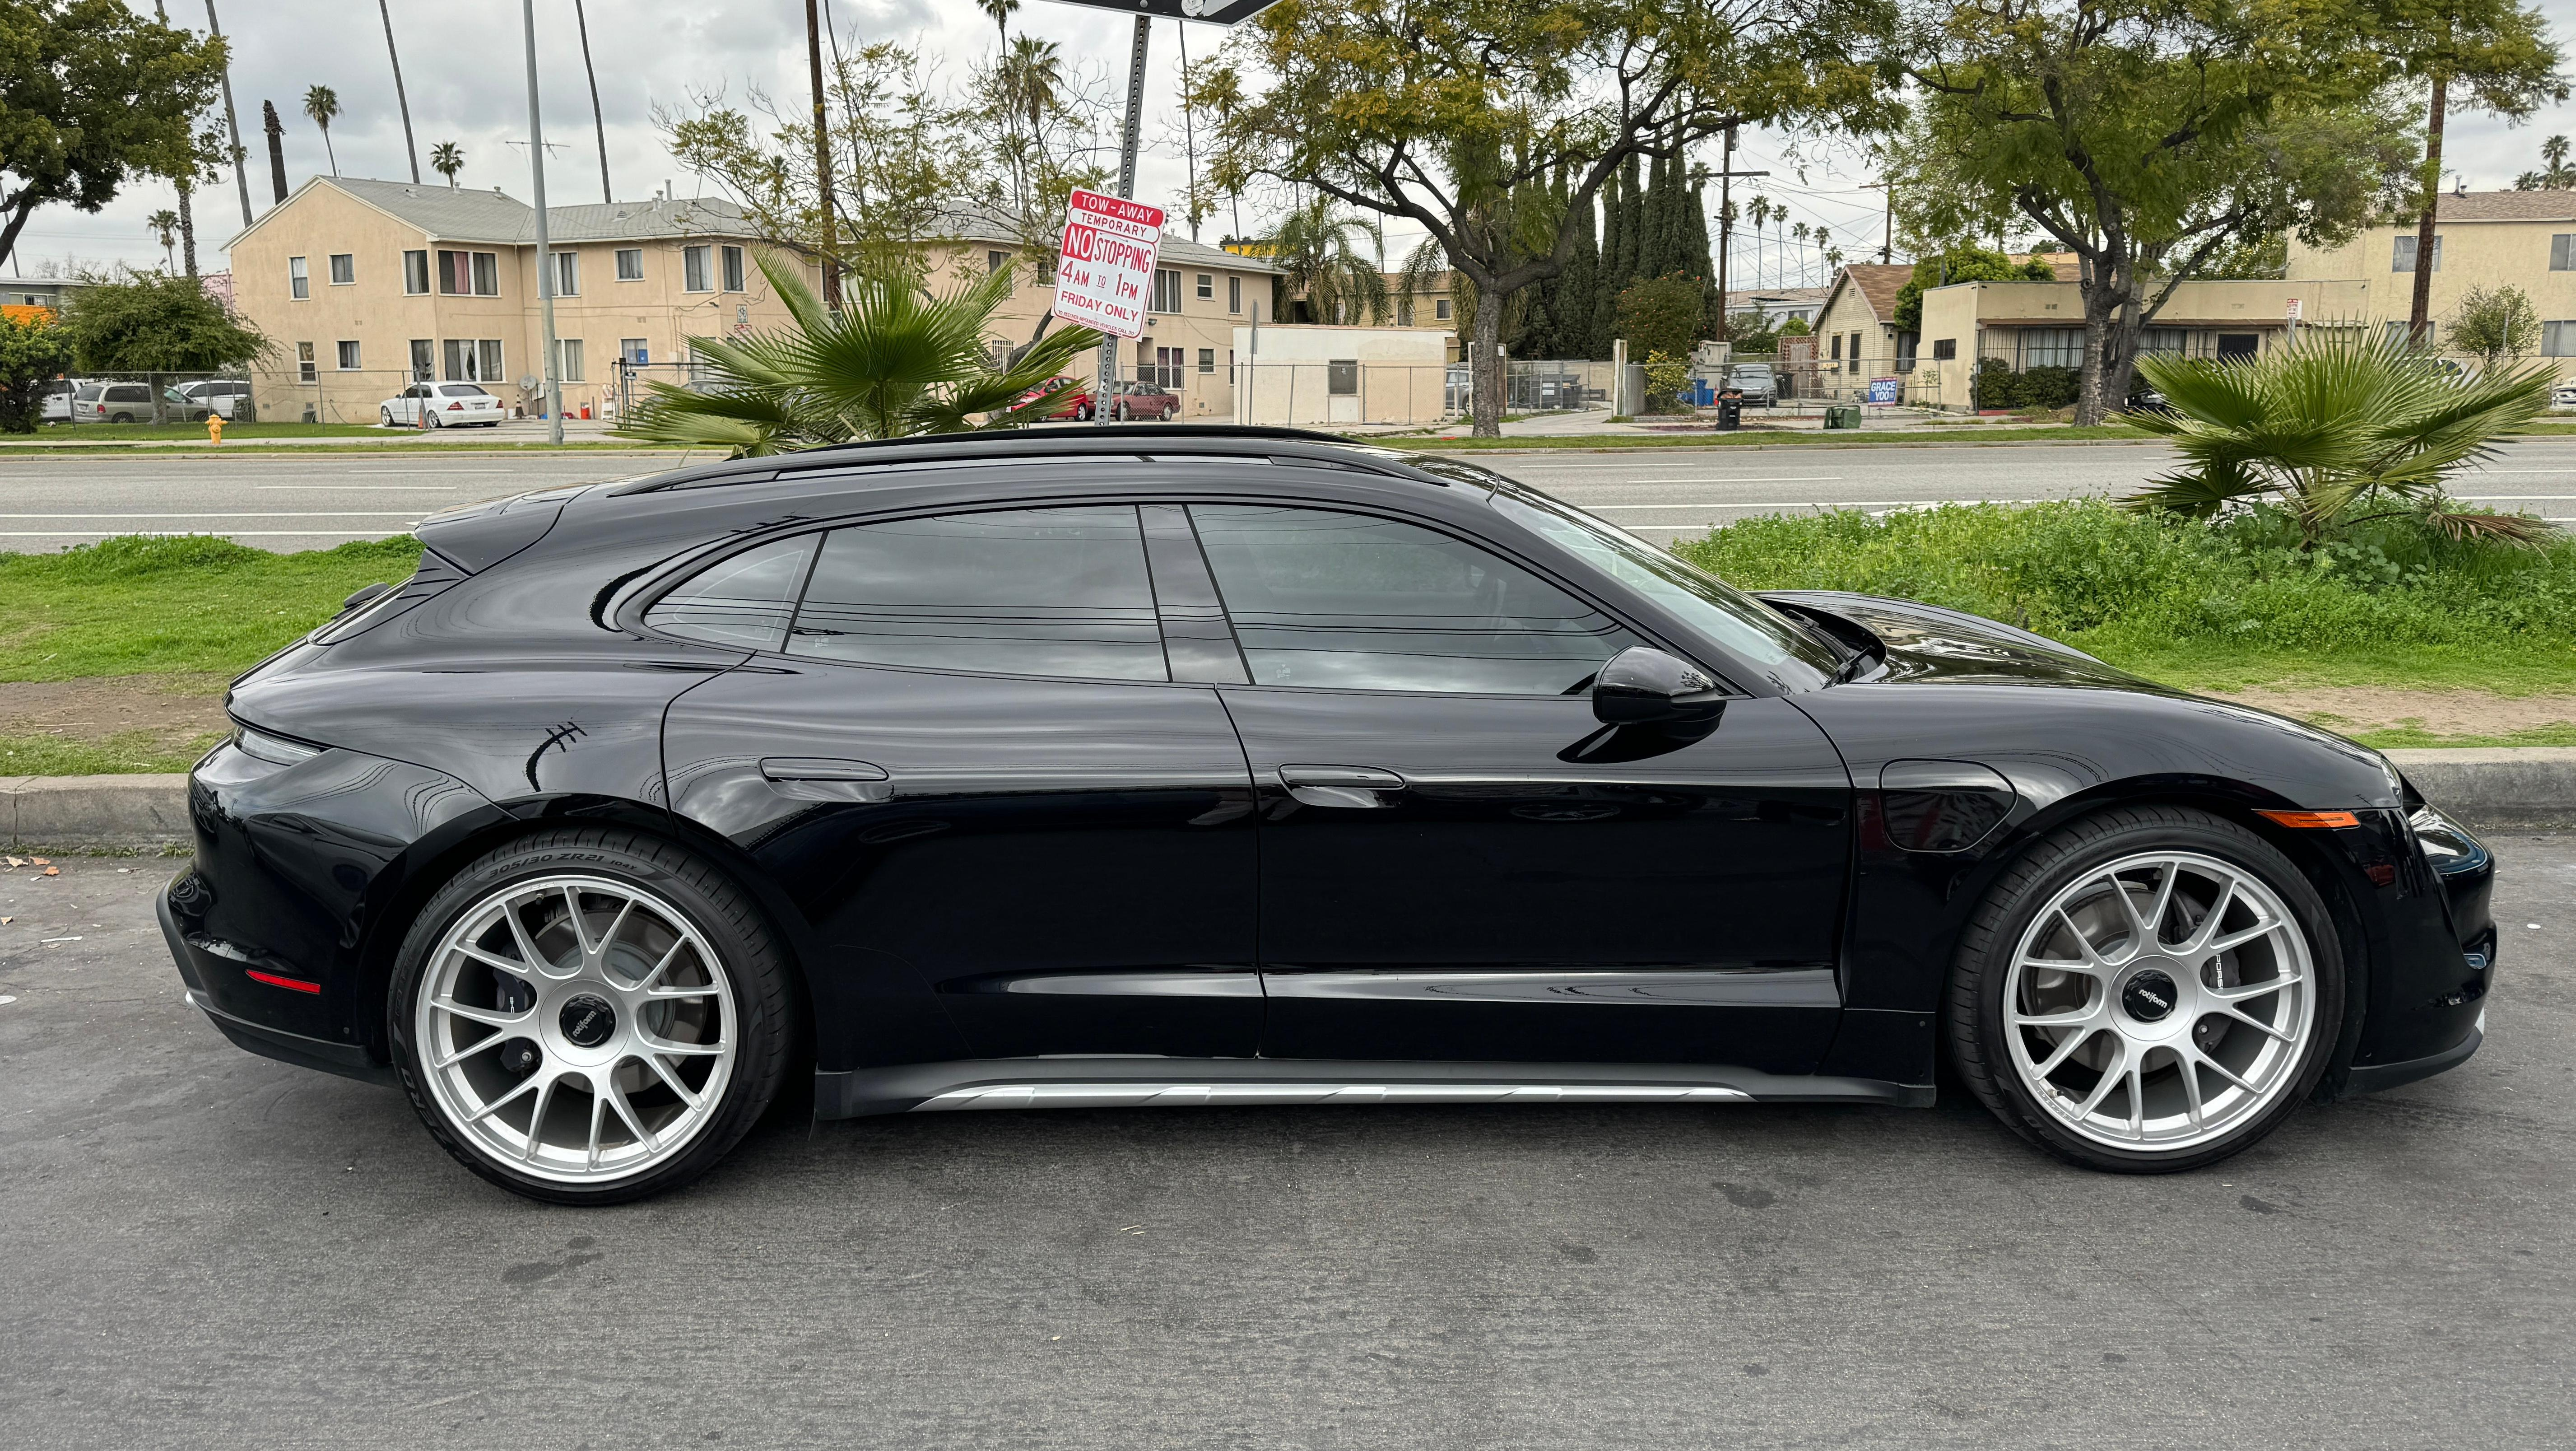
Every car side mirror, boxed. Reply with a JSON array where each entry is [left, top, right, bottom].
[[1592, 646, 1729, 726]]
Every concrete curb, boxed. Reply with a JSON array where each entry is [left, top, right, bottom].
[[3, 751, 2571, 851]]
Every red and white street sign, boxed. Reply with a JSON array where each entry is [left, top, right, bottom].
[[1051, 188, 1166, 340]]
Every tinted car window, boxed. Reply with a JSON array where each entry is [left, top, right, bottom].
[[789, 505, 1166, 680], [1191, 504, 1640, 694], [643, 535, 818, 650]]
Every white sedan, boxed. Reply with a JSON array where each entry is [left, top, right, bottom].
[[381, 382, 507, 428]]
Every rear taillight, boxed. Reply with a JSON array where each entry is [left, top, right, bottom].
[[448, 401, 463, 411]]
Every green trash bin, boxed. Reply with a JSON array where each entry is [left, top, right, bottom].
[[1824, 403, 1863, 430]]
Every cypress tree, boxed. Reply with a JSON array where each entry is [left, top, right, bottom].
[[1595, 164, 1627, 357], [1561, 178, 1600, 358]]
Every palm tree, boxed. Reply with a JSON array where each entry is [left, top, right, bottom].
[[573, 0, 611, 203], [205, 0, 252, 227], [303, 85, 341, 177], [977, 0, 1019, 43], [1747, 196, 1771, 288], [2123, 329, 2556, 547], [1791, 221, 1812, 285], [147, 209, 181, 271], [430, 141, 464, 187], [2515, 134, 2576, 191], [376, 1, 418, 182], [999, 34, 1064, 135], [150, 2, 198, 275], [1271, 196, 1388, 325], [616, 252, 1104, 455]]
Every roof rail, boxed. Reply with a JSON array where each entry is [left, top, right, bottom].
[[617, 425, 1404, 494]]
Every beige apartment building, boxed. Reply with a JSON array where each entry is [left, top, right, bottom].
[[227, 177, 820, 425], [2287, 188, 2576, 367]]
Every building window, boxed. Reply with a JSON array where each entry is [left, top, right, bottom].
[[1850, 331, 1864, 367], [1228, 276, 1241, 313], [408, 339, 433, 380], [1196, 273, 1214, 301], [684, 246, 712, 292], [443, 338, 504, 383], [296, 341, 316, 383], [403, 249, 430, 295], [1829, 333, 1842, 361], [437, 250, 498, 296], [619, 337, 648, 366], [552, 251, 579, 297], [1154, 346, 1184, 387], [2021, 327, 2084, 369], [336, 340, 361, 370], [1434, 297, 1452, 321], [288, 256, 309, 300], [615, 247, 644, 281], [1152, 268, 1181, 314], [2554, 236, 2576, 271], [1930, 337, 1958, 361], [721, 245, 746, 292], [2392, 234, 2441, 272], [1398, 297, 1414, 327], [553, 337, 586, 383], [2544, 321, 2576, 357], [2139, 327, 2189, 357], [988, 249, 1009, 275], [328, 253, 354, 285], [1198, 347, 1216, 374], [1327, 359, 1359, 395]]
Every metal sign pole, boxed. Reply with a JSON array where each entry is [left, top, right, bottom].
[[522, 0, 563, 445], [1096, 14, 1150, 428]]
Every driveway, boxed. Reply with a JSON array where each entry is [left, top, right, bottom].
[[1, 840, 2569, 1448]]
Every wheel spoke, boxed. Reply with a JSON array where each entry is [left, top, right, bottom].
[[2206, 1003, 2295, 1042], [432, 1031, 507, 1070], [560, 886, 595, 957], [597, 897, 637, 960], [606, 1080, 658, 1153], [2034, 1026, 2099, 1077], [457, 942, 537, 980], [637, 938, 690, 991], [2195, 1051, 2261, 1095], [521, 1072, 559, 1161], [2124, 1053, 2146, 1136], [2207, 972, 2301, 1004], [2139, 863, 2179, 947], [465, 1070, 542, 1124], [2054, 906, 2111, 969], [586, 1087, 607, 1171], [2114, 864, 2173, 948], [503, 900, 555, 974], [2181, 880, 2241, 955], [2075, 1039, 2129, 1118], [645, 983, 720, 1000], [432, 994, 530, 1030], [637, 1032, 723, 1058], [2176, 1048, 2206, 1128], [637, 1050, 703, 1108], [2204, 921, 2279, 958]]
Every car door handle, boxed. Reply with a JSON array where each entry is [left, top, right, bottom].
[[1278, 764, 1407, 810], [758, 757, 891, 803]]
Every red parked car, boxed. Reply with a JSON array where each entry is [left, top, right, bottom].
[[1105, 381, 1181, 421], [1012, 379, 1093, 421]]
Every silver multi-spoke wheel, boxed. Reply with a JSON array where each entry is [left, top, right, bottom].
[[2004, 850, 2315, 1152], [414, 873, 738, 1185]]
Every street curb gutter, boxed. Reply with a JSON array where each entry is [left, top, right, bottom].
[[3, 751, 2571, 850]]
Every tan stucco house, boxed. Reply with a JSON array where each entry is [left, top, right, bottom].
[[2287, 188, 2576, 369], [226, 177, 821, 425]]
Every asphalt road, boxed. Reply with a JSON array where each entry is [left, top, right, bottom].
[[9, 437, 2576, 551], [1, 840, 2569, 1449]]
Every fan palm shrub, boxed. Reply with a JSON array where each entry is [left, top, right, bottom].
[[617, 252, 1102, 456], [2120, 329, 2556, 547]]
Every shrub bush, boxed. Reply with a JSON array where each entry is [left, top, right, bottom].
[[1972, 359, 2080, 411]]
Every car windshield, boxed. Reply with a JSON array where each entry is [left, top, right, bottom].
[[1490, 490, 1840, 689]]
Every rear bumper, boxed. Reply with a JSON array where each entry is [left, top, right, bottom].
[[157, 873, 394, 1088]]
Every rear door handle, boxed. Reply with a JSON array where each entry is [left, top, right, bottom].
[[1278, 764, 1407, 810], [759, 757, 892, 803]]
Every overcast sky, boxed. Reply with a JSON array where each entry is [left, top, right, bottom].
[[23, 0, 2576, 289]]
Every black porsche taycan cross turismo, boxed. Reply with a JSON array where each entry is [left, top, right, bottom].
[[160, 427, 2498, 1204]]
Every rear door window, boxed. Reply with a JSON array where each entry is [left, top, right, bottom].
[[1189, 504, 1640, 693], [789, 505, 1166, 681]]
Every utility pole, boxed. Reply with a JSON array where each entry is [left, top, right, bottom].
[[806, 0, 841, 308], [1879, 177, 1893, 265], [206, 1, 251, 227], [521, 0, 563, 445], [1096, 15, 1149, 428], [1707, 124, 1765, 342]]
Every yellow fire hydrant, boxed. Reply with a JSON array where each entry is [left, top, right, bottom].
[[206, 412, 224, 445]]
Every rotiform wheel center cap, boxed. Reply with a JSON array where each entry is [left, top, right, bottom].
[[559, 993, 617, 1048], [2122, 968, 2181, 1023]]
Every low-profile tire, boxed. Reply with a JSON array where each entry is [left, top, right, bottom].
[[1946, 804, 2345, 1174], [388, 828, 795, 1204], [380, 408, 396, 427]]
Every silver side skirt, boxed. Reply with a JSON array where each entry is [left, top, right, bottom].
[[916, 1082, 1753, 1111], [814, 1057, 1933, 1119]]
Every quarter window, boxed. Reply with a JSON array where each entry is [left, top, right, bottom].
[[790, 506, 1166, 680], [646, 536, 820, 651], [1190, 504, 1640, 694]]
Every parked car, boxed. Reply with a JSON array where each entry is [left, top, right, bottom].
[[170, 378, 253, 421], [1106, 380, 1181, 420], [165, 426, 2497, 1204], [2552, 382, 2576, 411], [37, 377, 82, 423], [69, 380, 155, 424], [1721, 363, 1778, 407], [1012, 378, 1092, 421], [381, 382, 506, 428]]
